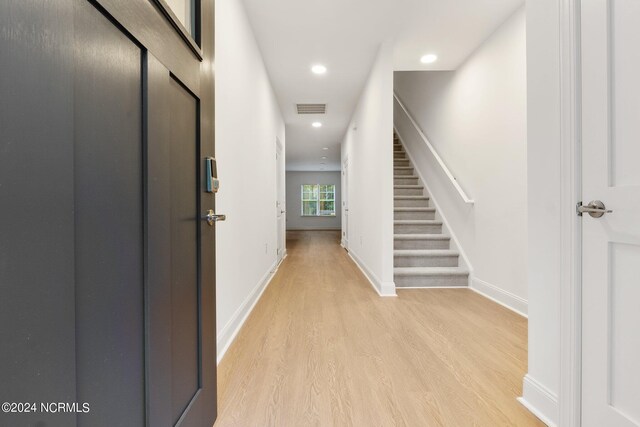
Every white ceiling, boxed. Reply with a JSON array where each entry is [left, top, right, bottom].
[[241, 0, 523, 171]]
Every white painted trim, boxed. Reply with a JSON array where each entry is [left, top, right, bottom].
[[217, 260, 280, 364], [286, 227, 342, 231], [558, 0, 582, 426], [276, 137, 287, 269], [272, 252, 287, 273], [519, 374, 559, 427], [393, 93, 474, 204], [347, 250, 397, 297], [395, 128, 474, 285], [341, 157, 350, 253], [471, 277, 528, 318], [396, 286, 467, 290]]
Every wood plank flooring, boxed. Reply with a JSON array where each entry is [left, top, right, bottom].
[[215, 230, 543, 427]]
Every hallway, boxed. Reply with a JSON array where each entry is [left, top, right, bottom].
[[216, 231, 543, 426]]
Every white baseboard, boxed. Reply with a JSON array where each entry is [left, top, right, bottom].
[[217, 260, 279, 364], [518, 374, 559, 427], [347, 250, 396, 297], [471, 277, 528, 317], [273, 251, 287, 272]]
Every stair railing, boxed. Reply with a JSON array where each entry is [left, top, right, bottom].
[[393, 93, 474, 205]]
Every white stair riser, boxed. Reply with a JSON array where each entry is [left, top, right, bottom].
[[394, 210, 435, 220], [394, 168, 414, 176], [394, 255, 459, 268], [395, 223, 442, 234], [394, 198, 429, 207], [394, 177, 419, 185], [394, 238, 450, 250], [394, 187, 423, 196], [394, 274, 468, 287]]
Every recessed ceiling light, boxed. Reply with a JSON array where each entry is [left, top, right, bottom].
[[321, 156, 327, 159], [320, 163, 326, 165], [312, 122, 322, 128], [311, 64, 327, 75], [322, 147, 329, 150], [420, 54, 438, 64]]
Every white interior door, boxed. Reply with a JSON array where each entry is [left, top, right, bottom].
[[342, 159, 349, 249], [276, 140, 285, 264], [581, 1, 640, 426]]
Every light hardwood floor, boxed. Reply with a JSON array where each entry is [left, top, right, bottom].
[[215, 230, 543, 427]]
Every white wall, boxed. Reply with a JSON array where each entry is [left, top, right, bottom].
[[215, 0, 285, 362], [341, 43, 395, 296], [285, 171, 341, 230], [393, 7, 528, 314], [519, 0, 561, 424]]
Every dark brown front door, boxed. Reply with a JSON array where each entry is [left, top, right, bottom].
[[0, 1, 216, 426]]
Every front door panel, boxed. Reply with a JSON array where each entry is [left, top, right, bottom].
[[169, 77, 201, 425], [145, 54, 216, 427], [0, 0, 216, 425], [74, 2, 145, 425]]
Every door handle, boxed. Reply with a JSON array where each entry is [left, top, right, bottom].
[[203, 209, 226, 226], [577, 200, 612, 218], [281, 210, 286, 214]]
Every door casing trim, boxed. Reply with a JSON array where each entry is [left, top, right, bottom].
[[558, 0, 581, 425]]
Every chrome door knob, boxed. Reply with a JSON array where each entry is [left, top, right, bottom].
[[577, 200, 612, 218]]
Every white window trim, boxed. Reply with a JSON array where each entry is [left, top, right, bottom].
[[301, 184, 336, 217]]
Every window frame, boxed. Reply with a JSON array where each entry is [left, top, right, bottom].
[[152, 0, 203, 59], [301, 184, 336, 217]]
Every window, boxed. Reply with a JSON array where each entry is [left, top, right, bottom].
[[301, 184, 336, 216], [163, 0, 197, 38], [154, 0, 202, 54]]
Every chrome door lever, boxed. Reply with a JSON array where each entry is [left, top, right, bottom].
[[577, 200, 612, 218], [204, 209, 226, 226]]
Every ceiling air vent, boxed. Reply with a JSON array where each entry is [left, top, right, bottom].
[[296, 104, 326, 114]]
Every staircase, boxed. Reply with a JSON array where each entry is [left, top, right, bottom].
[[393, 133, 469, 287]]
